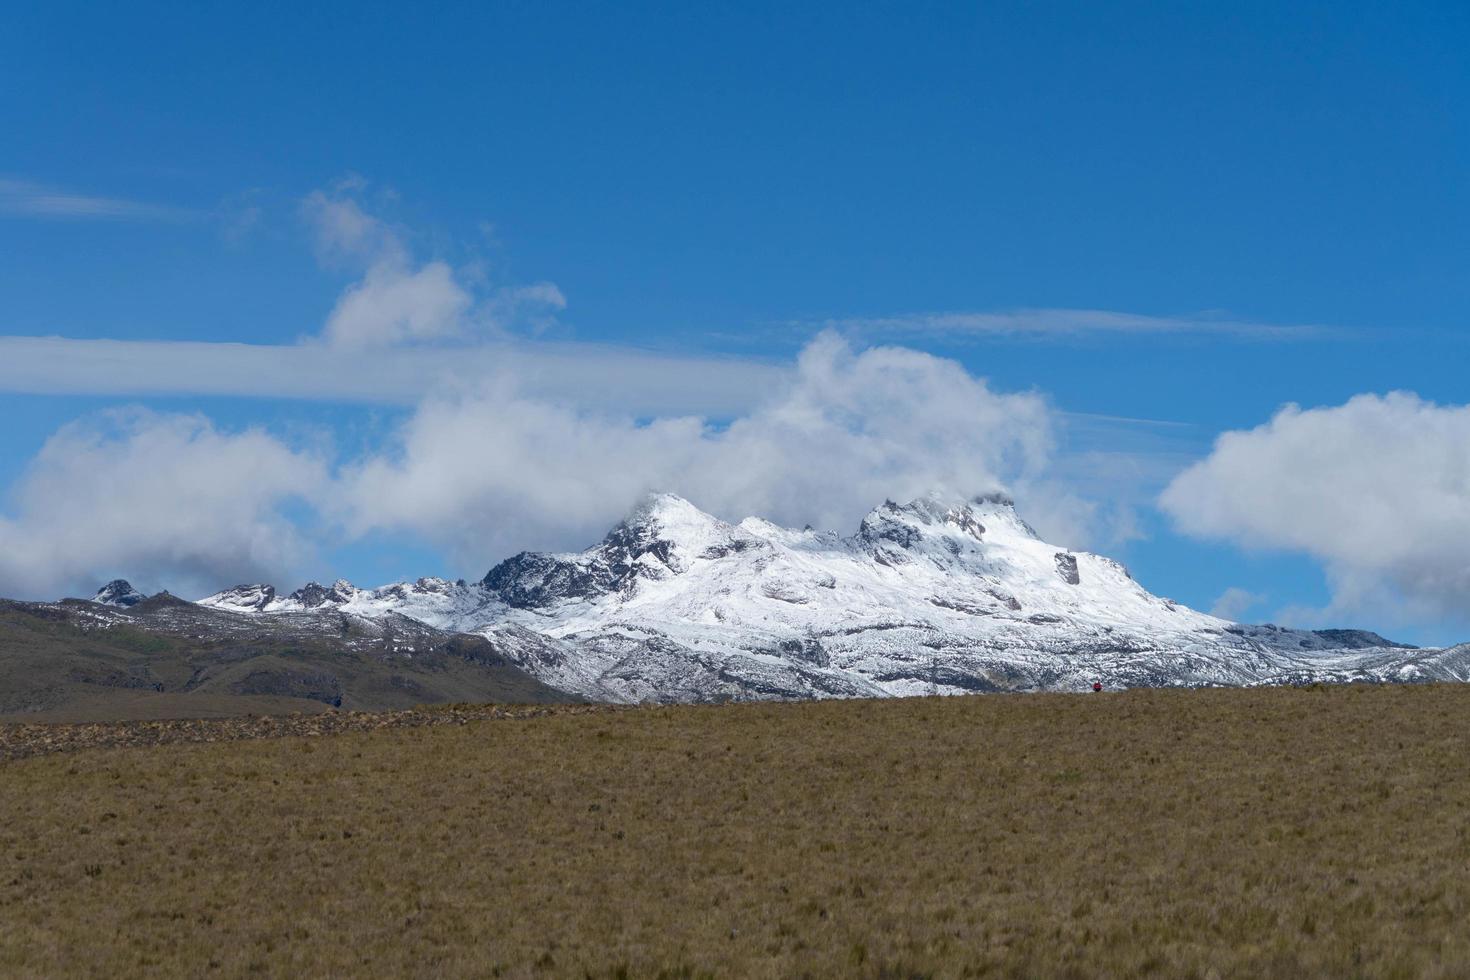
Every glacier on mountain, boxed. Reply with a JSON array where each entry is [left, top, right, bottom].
[[189, 491, 1469, 702]]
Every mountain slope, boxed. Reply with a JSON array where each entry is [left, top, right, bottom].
[[0, 591, 575, 722], [191, 492, 1461, 702]]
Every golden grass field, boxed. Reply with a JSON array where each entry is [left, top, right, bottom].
[[3, 684, 1470, 978]]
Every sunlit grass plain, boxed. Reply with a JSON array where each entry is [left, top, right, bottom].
[[3, 685, 1469, 977]]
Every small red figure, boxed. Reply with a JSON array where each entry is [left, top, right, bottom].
[[1092, 681, 1103, 692]]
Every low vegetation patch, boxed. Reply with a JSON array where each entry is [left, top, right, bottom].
[[3, 685, 1469, 976]]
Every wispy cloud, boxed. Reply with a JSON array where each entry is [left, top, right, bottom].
[[300, 180, 565, 347], [812, 307, 1338, 341], [1210, 586, 1264, 620], [1062, 411, 1195, 430], [0, 178, 764, 415], [0, 336, 788, 418], [0, 177, 197, 222]]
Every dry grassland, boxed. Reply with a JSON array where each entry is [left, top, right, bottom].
[[3, 685, 1470, 978]]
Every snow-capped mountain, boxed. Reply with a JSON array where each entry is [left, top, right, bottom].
[[183, 491, 1467, 702], [92, 579, 146, 607]]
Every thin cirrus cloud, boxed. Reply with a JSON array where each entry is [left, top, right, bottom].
[[0, 177, 197, 222], [0, 180, 1330, 414], [813, 308, 1339, 341], [0, 177, 758, 416], [0, 335, 790, 418]]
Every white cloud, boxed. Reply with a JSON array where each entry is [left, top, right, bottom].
[[819, 307, 1335, 340], [333, 332, 1086, 569], [322, 260, 472, 348], [1160, 392, 1470, 624], [301, 186, 400, 263], [1209, 586, 1263, 621], [0, 410, 327, 600], [483, 282, 567, 335], [301, 182, 562, 348], [0, 336, 1117, 596], [0, 177, 196, 222]]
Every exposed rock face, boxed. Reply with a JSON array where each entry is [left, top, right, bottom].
[[179, 491, 1465, 703], [1309, 629, 1415, 650], [200, 584, 278, 612], [1054, 553, 1080, 585], [91, 580, 146, 607], [482, 551, 614, 609], [484, 494, 764, 606], [288, 580, 360, 609]]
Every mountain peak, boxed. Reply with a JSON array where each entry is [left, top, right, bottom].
[[92, 579, 146, 607], [962, 491, 1039, 538], [608, 492, 735, 552], [288, 579, 360, 608], [969, 490, 1017, 509], [623, 491, 715, 526], [199, 583, 278, 612], [857, 490, 1039, 554], [483, 493, 754, 608]]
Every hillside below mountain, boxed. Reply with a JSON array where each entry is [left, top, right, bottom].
[[0, 592, 573, 722]]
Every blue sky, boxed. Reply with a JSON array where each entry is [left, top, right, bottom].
[[2, 1, 1468, 644]]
